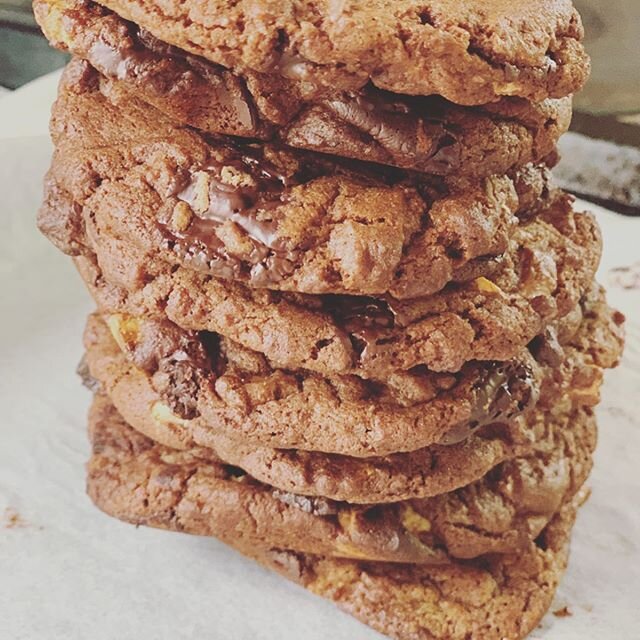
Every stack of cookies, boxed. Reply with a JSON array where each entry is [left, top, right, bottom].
[[36, 0, 625, 637]]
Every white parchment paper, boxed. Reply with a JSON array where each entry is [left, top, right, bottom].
[[0, 73, 639, 639]]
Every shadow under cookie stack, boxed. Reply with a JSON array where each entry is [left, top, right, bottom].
[[35, 1, 625, 638]]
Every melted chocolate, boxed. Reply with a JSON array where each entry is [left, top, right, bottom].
[[161, 153, 302, 285], [155, 357, 202, 420], [325, 90, 462, 172], [322, 295, 410, 357], [326, 296, 398, 331], [73, 3, 485, 176], [272, 490, 337, 516], [87, 20, 256, 131], [529, 327, 564, 367], [84, 3, 463, 174], [438, 361, 536, 445], [116, 318, 209, 419]]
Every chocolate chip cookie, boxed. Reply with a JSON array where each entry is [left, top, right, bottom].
[[42, 58, 559, 299], [81, 285, 624, 499], [81, 283, 623, 460], [68, 189, 601, 379], [88, 394, 593, 564], [83, 310, 541, 457], [38, 0, 589, 105], [36, 3, 573, 174], [88, 393, 583, 638]]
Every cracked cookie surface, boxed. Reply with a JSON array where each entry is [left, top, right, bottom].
[[63, 188, 602, 379], [43, 59, 560, 299], [36, 5, 573, 174], [39, 0, 589, 105]]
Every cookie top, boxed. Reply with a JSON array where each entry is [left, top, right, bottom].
[[81, 285, 624, 459], [70, 187, 601, 379], [45, 0, 589, 105], [44, 59, 562, 299], [88, 394, 593, 565], [37, 5, 573, 174], [81, 285, 624, 498]]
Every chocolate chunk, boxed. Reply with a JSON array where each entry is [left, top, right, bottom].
[[324, 91, 462, 173], [153, 358, 202, 420], [439, 361, 537, 445], [321, 295, 411, 359], [89, 21, 257, 132], [160, 154, 302, 285], [326, 296, 398, 331], [529, 327, 564, 367]]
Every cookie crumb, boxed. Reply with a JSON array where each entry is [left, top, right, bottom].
[[2, 507, 29, 529], [553, 606, 572, 618]]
